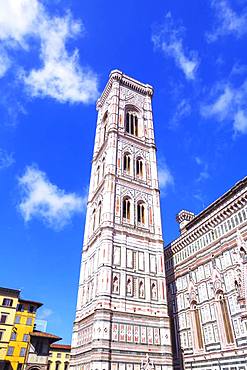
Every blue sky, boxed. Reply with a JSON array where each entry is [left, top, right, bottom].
[[0, 0, 246, 344]]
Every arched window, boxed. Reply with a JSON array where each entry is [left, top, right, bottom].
[[102, 111, 108, 143], [98, 202, 102, 225], [137, 202, 145, 225], [136, 157, 144, 178], [192, 303, 204, 349], [123, 197, 131, 222], [95, 165, 100, 189], [123, 153, 131, 174], [101, 157, 105, 179], [92, 209, 96, 232], [126, 112, 138, 136], [219, 295, 234, 344]]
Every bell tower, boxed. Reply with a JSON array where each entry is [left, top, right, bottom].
[[71, 70, 172, 370]]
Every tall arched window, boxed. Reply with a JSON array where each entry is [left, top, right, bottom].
[[95, 165, 100, 189], [126, 112, 138, 136], [136, 157, 144, 178], [137, 201, 145, 225], [219, 295, 234, 344], [101, 157, 105, 180], [92, 209, 96, 232], [102, 111, 108, 143], [191, 303, 204, 350], [98, 201, 102, 225], [123, 153, 131, 174], [123, 197, 131, 222]]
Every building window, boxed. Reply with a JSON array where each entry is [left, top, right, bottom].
[[137, 202, 145, 225], [123, 197, 131, 222], [28, 305, 36, 313], [55, 362, 60, 370], [65, 354, 70, 359], [98, 201, 102, 226], [64, 362, 69, 370], [26, 317, 32, 326], [219, 295, 234, 344], [57, 353, 61, 358], [0, 330, 4, 340], [16, 304, 24, 312], [112, 275, 119, 294], [126, 112, 138, 136], [123, 153, 131, 174], [17, 364, 23, 370], [136, 158, 143, 178], [7, 346, 14, 356], [92, 209, 96, 232], [23, 334, 29, 342], [10, 331, 17, 341], [15, 315, 20, 324], [19, 348, 26, 357], [2, 298, 13, 307], [102, 111, 108, 143], [0, 314, 8, 324]]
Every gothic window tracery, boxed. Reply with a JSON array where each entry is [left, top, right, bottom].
[[126, 111, 138, 137], [123, 197, 131, 222]]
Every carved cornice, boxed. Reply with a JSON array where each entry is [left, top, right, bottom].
[[97, 70, 154, 109], [165, 178, 247, 257]]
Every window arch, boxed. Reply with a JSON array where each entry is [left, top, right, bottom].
[[102, 111, 108, 143], [136, 157, 144, 178], [112, 275, 119, 293], [123, 197, 131, 222], [126, 111, 138, 136], [123, 153, 131, 174], [101, 157, 105, 180], [92, 209, 96, 232], [98, 201, 102, 225], [137, 201, 146, 225], [95, 165, 100, 189]]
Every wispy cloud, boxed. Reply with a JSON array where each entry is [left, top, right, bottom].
[[0, 148, 15, 169], [158, 160, 174, 192], [38, 308, 53, 320], [207, 0, 247, 41], [18, 165, 86, 230], [195, 156, 210, 182], [152, 13, 199, 80], [200, 79, 247, 135], [0, 0, 98, 104], [170, 98, 191, 126]]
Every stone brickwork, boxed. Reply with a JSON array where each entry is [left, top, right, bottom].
[[70, 71, 173, 370], [165, 177, 247, 370]]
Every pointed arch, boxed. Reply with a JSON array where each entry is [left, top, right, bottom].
[[137, 200, 146, 225], [136, 156, 144, 179], [123, 152, 131, 174], [125, 106, 139, 137], [123, 196, 131, 222]]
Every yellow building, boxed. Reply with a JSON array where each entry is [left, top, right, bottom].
[[0, 287, 20, 368], [49, 344, 70, 370], [5, 299, 42, 370]]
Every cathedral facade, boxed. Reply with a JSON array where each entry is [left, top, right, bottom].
[[70, 71, 173, 370], [165, 177, 247, 370]]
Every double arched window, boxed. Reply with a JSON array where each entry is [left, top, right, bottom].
[[126, 112, 138, 136], [123, 153, 131, 174], [122, 197, 148, 227]]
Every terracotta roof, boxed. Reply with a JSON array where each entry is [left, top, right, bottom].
[[50, 344, 71, 350], [19, 298, 43, 308], [30, 330, 62, 342]]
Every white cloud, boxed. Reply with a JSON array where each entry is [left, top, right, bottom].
[[18, 165, 85, 230], [38, 308, 53, 319], [0, 148, 15, 169], [0, 49, 11, 77], [170, 98, 191, 126], [207, 0, 247, 41], [152, 13, 199, 80], [0, 0, 98, 104], [201, 79, 247, 135], [158, 162, 174, 191], [195, 157, 210, 182]]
